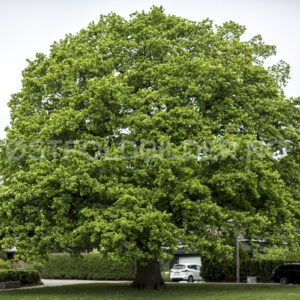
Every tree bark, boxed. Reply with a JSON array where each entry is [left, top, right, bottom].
[[131, 259, 165, 290]]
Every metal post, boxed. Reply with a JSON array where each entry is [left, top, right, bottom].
[[236, 234, 240, 283]]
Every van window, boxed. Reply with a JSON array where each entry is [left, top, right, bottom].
[[173, 264, 185, 270], [188, 265, 196, 270]]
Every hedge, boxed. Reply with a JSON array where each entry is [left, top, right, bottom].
[[201, 257, 294, 282], [0, 259, 10, 270], [0, 269, 41, 285], [34, 253, 136, 280]]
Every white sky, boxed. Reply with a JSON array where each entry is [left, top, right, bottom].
[[0, 0, 299, 139]]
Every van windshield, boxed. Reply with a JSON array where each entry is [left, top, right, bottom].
[[173, 264, 185, 269]]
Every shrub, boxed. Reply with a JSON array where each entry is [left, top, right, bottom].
[[201, 243, 250, 282], [201, 256, 235, 281], [0, 250, 7, 260], [0, 269, 41, 284], [0, 259, 10, 270], [37, 253, 135, 280], [28, 262, 43, 274], [201, 257, 295, 282]]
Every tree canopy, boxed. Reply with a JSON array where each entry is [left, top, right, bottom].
[[0, 6, 299, 289]]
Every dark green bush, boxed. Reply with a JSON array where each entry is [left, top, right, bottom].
[[201, 256, 235, 281], [0, 269, 41, 284], [0, 259, 10, 270], [0, 250, 8, 260], [201, 243, 250, 282], [37, 253, 135, 280], [201, 257, 293, 282]]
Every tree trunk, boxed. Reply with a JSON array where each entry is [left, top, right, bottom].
[[131, 259, 165, 290]]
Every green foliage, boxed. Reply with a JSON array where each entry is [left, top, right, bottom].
[[201, 253, 296, 282], [35, 253, 135, 280], [0, 259, 10, 270], [0, 269, 41, 284], [0, 6, 299, 271], [201, 256, 235, 281], [255, 246, 300, 261], [0, 250, 7, 260], [201, 243, 250, 281]]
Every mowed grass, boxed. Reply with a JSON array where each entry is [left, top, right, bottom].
[[1, 283, 300, 300]]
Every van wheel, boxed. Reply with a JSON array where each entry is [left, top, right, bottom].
[[188, 276, 194, 283], [280, 277, 288, 285]]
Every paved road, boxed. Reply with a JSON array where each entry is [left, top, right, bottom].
[[0, 279, 131, 291], [42, 279, 131, 286]]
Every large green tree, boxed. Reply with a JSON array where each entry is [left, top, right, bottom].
[[0, 7, 299, 289]]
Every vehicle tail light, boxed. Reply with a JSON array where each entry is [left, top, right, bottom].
[[181, 269, 188, 272]]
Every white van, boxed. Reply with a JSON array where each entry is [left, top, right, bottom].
[[170, 264, 201, 282]]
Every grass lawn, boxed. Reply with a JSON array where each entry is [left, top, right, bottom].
[[0, 283, 300, 300]]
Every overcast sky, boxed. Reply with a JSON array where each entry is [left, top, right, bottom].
[[0, 0, 299, 139]]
